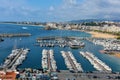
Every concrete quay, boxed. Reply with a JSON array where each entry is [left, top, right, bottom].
[[0, 33, 31, 37]]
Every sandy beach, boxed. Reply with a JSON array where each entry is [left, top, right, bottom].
[[100, 50, 120, 58], [114, 52, 120, 58], [87, 31, 117, 39]]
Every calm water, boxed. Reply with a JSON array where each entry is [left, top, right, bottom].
[[0, 23, 120, 72]]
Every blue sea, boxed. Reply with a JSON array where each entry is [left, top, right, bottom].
[[0, 23, 120, 72]]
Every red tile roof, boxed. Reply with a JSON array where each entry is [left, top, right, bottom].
[[0, 71, 17, 80]]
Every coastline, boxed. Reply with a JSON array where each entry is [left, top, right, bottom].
[[86, 31, 118, 39], [0, 22, 44, 27], [114, 53, 120, 58], [100, 50, 120, 58]]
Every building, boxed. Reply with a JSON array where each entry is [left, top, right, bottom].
[[0, 70, 17, 80]]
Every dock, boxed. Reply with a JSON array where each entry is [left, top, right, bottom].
[[61, 51, 83, 72], [36, 39, 67, 47], [0, 48, 29, 70], [10, 48, 29, 70], [80, 51, 112, 72], [36, 37, 85, 49], [0, 33, 31, 37], [42, 49, 57, 72], [36, 36, 96, 41], [7, 49, 23, 69]]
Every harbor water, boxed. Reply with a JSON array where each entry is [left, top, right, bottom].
[[0, 23, 120, 72]]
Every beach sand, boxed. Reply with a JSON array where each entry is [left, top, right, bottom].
[[100, 50, 120, 58], [114, 53, 120, 58], [87, 31, 117, 39]]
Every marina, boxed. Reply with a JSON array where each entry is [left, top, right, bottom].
[[61, 51, 83, 72], [0, 23, 120, 79], [0, 48, 29, 70], [89, 38, 120, 51], [42, 49, 57, 72], [80, 51, 112, 72], [36, 39, 67, 47], [68, 39, 85, 49], [0, 23, 120, 72], [36, 37, 85, 49], [0, 0, 120, 79]]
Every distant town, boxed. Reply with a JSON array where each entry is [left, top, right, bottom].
[[1, 20, 120, 38]]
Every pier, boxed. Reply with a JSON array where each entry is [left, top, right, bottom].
[[42, 49, 57, 72], [80, 51, 112, 72], [36, 36, 99, 41], [10, 48, 29, 70], [36, 39, 67, 47], [89, 38, 120, 52], [7, 49, 23, 69], [0, 33, 31, 38], [36, 37, 85, 49], [1, 48, 29, 70], [61, 51, 83, 72]]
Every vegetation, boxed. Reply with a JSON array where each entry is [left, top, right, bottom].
[[81, 22, 100, 26], [117, 36, 120, 40]]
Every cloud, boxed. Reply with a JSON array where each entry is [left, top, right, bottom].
[[0, 0, 120, 22], [49, 6, 54, 11], [0, 0, 40, 21], [50, 0, 120, 21], [65, 0, 77, 5]]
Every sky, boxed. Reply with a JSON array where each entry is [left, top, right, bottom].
[[0, 0, 120, 22]]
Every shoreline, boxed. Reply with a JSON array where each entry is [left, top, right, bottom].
[[0, 23, 118, 39], [0, 22, 44, 27], [100, 50, 120, 58], [86, 31, 118, 39]]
